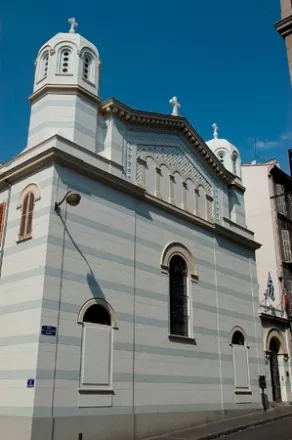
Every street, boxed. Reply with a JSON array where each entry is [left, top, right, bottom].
[[216, 417, 292, 440]]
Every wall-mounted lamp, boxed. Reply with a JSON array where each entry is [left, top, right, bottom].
[[284, 353, 289, 363], [54, 191, 81, 212]]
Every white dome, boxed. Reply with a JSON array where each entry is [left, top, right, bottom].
[[37, 32, 99, 61], [33, 19, 101, 96], [206, 127, 241, 178]]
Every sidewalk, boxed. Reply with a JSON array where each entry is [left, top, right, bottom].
[[145, 405, 292, 440]]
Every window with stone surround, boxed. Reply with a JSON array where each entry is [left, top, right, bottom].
[[0, 202, 6, 248], [78, 299, 118, 393], [17, 184, 41, 243], [230, 328, 251, 394]]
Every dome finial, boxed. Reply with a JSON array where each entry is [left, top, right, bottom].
[[68, 17, 78, 33], [212, 122, 218, 139]]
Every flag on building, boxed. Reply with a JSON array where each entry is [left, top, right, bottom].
[[265, 272, 275, 301]]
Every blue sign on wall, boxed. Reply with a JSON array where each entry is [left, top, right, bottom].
[[41, 325, 57, 336], [27, 379, 35, 388]]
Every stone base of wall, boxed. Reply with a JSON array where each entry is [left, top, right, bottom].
[[1, 408, 263, 440]]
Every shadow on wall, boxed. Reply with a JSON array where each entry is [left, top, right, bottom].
[[57, 210, 107, 302], [87, 272, 106, 301]]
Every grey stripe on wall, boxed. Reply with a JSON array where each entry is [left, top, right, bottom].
[[0, 369, 264, 388], [0, 402, 262, 417]]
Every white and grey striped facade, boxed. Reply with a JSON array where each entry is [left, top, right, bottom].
[[0, 26, 271, 440]]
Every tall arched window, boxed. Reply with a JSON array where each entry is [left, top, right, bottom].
[[231, 329, 250, 393], [78, 300, 116, 393], [17, 184, 41, 243], [169, 255, 189, 337], [82, 52, 94, 83], [19, 192, 35, 241], [58, 47, 72, 74], [39, 51, 49, 80]]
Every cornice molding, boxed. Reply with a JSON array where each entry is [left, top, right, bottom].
[[101, 98, 237, 185], [275, 15, 292, 38], [29, 84, 101, 106], [0, 141, 259, 251]]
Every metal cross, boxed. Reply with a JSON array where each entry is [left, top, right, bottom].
[[212, 123, 219, 139], [68, 17, 78, 34], [169, 96, 181, 116]]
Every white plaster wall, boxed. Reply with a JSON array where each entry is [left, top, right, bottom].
[[27, 95, 98, 152], [242, 165, 280, 304], [0, 166, 55, 415], [31, 164, 264, 420]]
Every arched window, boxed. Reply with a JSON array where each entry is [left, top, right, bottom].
[[230, 328, 250, 393], [58, 48, 72, 74], [17, 184, 41, 243], [39, 51, 49, 80], [232, 330, 245, 346], [78, 300, 116, 392], [83, 304, 111, 326], [82, 52, 94, 83], [169, 255, 189, 337], [19, 192, 35, 241]]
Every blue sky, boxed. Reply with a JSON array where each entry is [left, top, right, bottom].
[[0, 0, 291, 171]]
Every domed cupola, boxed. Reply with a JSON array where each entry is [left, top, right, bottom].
[[33, 17, 100, 96], [26, 18, 101, 152], [206, 123, 241, 179]]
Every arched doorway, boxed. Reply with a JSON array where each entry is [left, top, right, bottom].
[[269, 337, 282, 403]]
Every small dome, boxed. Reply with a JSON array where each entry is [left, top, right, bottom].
[[206, 124, 241, 178], [33, 18, 100, 96], [37, 32, 99, 61]]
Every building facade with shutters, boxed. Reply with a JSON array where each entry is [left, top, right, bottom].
[[242, 161, 292, 406], [0, 21, 266, 440]]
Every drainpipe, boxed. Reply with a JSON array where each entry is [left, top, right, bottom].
[[0, 179, 12, 278]]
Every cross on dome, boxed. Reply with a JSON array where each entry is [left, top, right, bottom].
[[212, 123, 219, 139], [68, 17, 78, 34], [169, 96, 181, 116]]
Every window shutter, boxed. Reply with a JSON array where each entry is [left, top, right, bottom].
[[19, 194, 29, 238], [276, 184, 287, 215], [233, 345, 250, 389], [0, 202, 6, 247], [282, 229, 292, 262], [81, 324, 112, 387], [26, 193, 35, 235]]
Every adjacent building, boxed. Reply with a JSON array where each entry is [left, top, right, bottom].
[[242, 161, 292, 405], [275, 0, 292, 82], [0, 20, 266, 440]]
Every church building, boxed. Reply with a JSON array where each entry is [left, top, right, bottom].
[[0, 19, 266, 440]]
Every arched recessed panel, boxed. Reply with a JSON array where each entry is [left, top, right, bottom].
[[57, 47, 72, 74], [160, 164, 169, 202], [173, 172, 183, 208], [83, 52, 95, 83], [196, 185, 207, 219], [145, 157, 156, 196], [185, 178, 195, 214]]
